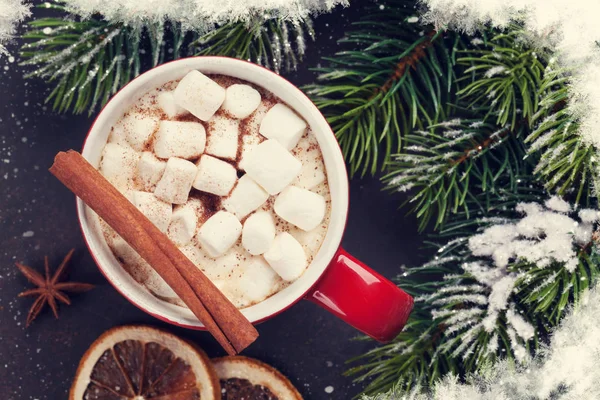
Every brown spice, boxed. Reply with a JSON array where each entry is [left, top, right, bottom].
[[49, 150, 258, 355], [15, 249, 94, 327]]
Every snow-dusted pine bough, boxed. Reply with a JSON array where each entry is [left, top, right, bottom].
[[350, 181, 600, 396], [346, 0, 600, 397], [18, 0, 334, 114], [361, 283, 600, 400]]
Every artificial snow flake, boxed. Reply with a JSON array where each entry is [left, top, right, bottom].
[[419, 0, 600, 150], [62, 0, 347, 33], [369, 285, 600, 400], [468, 197, 594, 272], [483, 65, 506, 78], [0, 0, 30, 56]]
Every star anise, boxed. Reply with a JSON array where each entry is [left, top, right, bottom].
[[15, 249, 94, 327]]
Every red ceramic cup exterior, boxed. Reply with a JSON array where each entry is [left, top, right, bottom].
[[307, 248, 414, 342]]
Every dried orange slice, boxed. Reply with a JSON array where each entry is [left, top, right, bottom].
[[70, 325, 220, 400], [213, 356, 302, 400]]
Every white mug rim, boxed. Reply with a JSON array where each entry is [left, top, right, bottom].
[[77, 56, 349, 328]]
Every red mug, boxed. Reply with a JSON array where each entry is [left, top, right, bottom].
[[77, 57, 413, 342]]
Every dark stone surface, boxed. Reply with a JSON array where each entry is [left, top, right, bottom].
[[0, 3, 425, 399]]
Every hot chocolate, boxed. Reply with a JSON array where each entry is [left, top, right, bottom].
[[97, 71, 331, 309]]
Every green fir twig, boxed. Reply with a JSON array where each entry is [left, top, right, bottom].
[[19, 3, 314, 115], [350, 175, 600, 396], [192, 17, 314, 73], [306, 1, 464, 177], [383, 119, 532, 231]]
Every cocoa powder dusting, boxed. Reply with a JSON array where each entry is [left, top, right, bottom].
[[189, 191, 222, 220]]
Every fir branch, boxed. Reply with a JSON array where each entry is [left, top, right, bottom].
[[192, 17, 314, 73], [19, 4, 188, 115], [525, 67, 598, 204], [20, 4, 311, 114], [456, 30, 546, 130], [351, 173, 600, 396], [362, 284, 600, 400], [306, 1, 463, 177], [383, 118, 533, 231]]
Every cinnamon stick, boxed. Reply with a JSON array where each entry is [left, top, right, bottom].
[[50, 150, 258, 354]]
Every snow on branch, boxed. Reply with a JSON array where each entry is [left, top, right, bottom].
[[419, 0, 600, 150], [381, 284, 600, 400], [62, 0, 347, 33], [468, 196, 595, 273], [0, 0, 30, 56]]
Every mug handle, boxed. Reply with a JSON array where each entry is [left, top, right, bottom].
[[305, 247, 414, 342]]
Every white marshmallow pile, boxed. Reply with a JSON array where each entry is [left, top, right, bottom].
[[237, 258, 280, 304], [102, 70, 331, 307]]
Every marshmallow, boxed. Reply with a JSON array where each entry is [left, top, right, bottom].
[[222, 175, 269, 219], [274, 186, 326, 231], [185, 197, 207, 220], [107, 125, 130, 147], [239, 258, 279, 304], [238, 102, 270, 170], [157, 91, 186, 118], [263, 232, 307, 281], [112, 113, 159, 151], [154, 157, 197, 204], [244, 140, 302, 195], [196, 211, 242, 258], [242, 211, 276, 255], [173, 70, 225, 121], [238, 135, 261, 171], [137, 152, 166, 191], [128, 190, 172, 232], [192, 155, 237, 196], [259, 104, 307, 150], [99, 143, 140, 189], [153, 120, 206, 160], [292, 135, 326, 189], [167, 204, 198, 246], [206, 115, 239, 160], [222, 84, 261, 119]]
